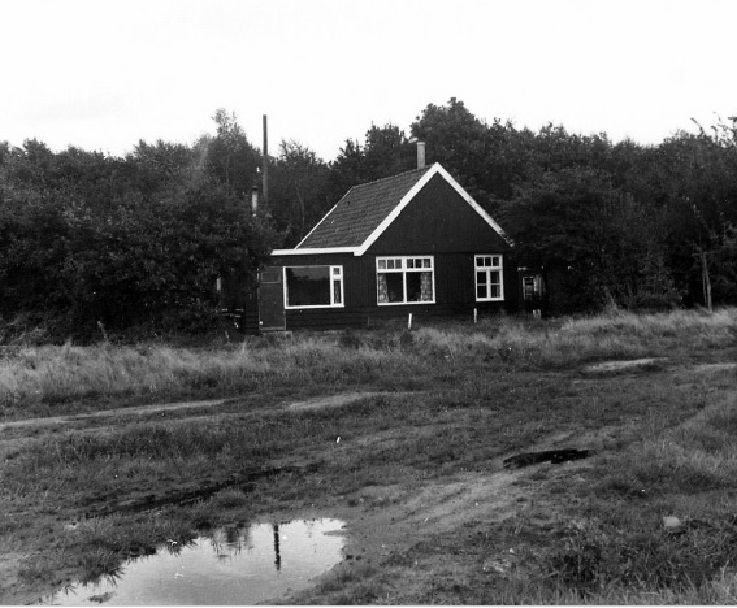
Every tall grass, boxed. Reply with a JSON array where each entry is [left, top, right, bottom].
[[412, 307, 736, 366], [0, 338, 424, 416], [1, 308, 734, 417]]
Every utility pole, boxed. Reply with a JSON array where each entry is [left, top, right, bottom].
[[263, 114, 269, 211], [693, 248, 713, 312]]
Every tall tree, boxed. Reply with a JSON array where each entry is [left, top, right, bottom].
[[205, 109, 261, 196], [503, 167, 680, 312], [269, 140, 331, 246]]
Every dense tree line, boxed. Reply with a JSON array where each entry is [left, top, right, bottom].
[[0, 112, 274, 340], [2, 101, 736, 340]]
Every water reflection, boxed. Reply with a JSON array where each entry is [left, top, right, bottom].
[[43, 518, 345, 605], [273, 524, 282, 571]]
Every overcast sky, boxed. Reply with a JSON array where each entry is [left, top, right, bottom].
[[3, 0, 736, 161]]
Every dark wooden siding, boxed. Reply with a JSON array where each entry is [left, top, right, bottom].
[[368, 174, 510, 254], [264, 252, 519, 331]]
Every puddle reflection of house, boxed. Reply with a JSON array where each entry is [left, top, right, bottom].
[[273, 524, 281, 570]]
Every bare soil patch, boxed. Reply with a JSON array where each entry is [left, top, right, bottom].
[[285, 390, 420, 412], [0, 398, 227, 431], [692, 362, 737, 373], [1, 391, 422, 434], [584, 358, 667, 372]]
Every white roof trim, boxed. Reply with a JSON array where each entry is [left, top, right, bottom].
[[294, 197, 345, 248], [354, 163, 512, 256], [271, 247, 359, 256], [434, 164, 512, 246], [354, 164, 439, 256]]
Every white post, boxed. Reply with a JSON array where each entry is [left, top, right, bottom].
[[408, 313, 413, 330], [473, 308, 477, 324]]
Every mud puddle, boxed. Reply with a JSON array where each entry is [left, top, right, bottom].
[[41, 518, 346, 605], [503, 448, 593, 469]]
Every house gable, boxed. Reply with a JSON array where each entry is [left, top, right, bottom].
[[366, 173, 510, 255], [289, 163, 509, 256]]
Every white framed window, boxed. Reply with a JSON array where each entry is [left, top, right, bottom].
[[475, 255, 503, 301], [284, 265, 343, 309], [376, 256, 434, 305]]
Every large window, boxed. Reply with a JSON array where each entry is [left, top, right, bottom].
[[285, 266, 343, 308], [377, 256, 434, 305], [475, 255, 503, 301]]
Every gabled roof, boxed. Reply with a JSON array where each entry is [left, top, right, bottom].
[[296, 166, 428, 250], [272, 162, 510, 257]]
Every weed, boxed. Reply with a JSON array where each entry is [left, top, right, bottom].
[[339, 329, 363, 349], [398, 329, 414, 349]]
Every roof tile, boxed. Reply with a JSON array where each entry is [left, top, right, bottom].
[[298, 166, 430, 248]]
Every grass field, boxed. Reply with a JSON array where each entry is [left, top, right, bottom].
[[1, 308, 736, 603]]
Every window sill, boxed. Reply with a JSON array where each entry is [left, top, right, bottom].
[[377, 300, 436, 306], [476, 298, 504, 302], [286, 304, 345, 310]]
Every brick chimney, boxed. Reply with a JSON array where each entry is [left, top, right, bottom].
[[416, 141, 426, 170]]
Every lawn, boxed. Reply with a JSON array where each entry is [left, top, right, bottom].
[[1, 308, 736, 603]]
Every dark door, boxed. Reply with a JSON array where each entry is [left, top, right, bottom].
[[259, 266, 286, 330]]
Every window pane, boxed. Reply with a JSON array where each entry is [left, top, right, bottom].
[[488, 284, 500, 299], [492, 256, 500, 267], [333, 267, 341, 275], [485, 256, 492, 267], [378, 260, 386, 270], [407, 272, 422, 301], [387, 260, 394, 269], [407, 259, 414, 269], [477, 284, 487, 299], [477, 271, 486, 285], [286, 267, 330, 306], [385, 273, 404, 302], [395, 259, 403, 269], [333, 279, 342, 304], [407, 272, 433, 302], [489, 270, 500, 285], [423, 259, 431, 269]]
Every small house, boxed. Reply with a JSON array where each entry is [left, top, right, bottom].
[[257, 159, 520, 331]]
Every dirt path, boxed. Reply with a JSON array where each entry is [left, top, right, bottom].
[[0, 398, 228, 431], [0, 390, 420, 433], [296, 437, 601, 603], [284, 390, 420, 412], [584, 357, 667, 372]]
